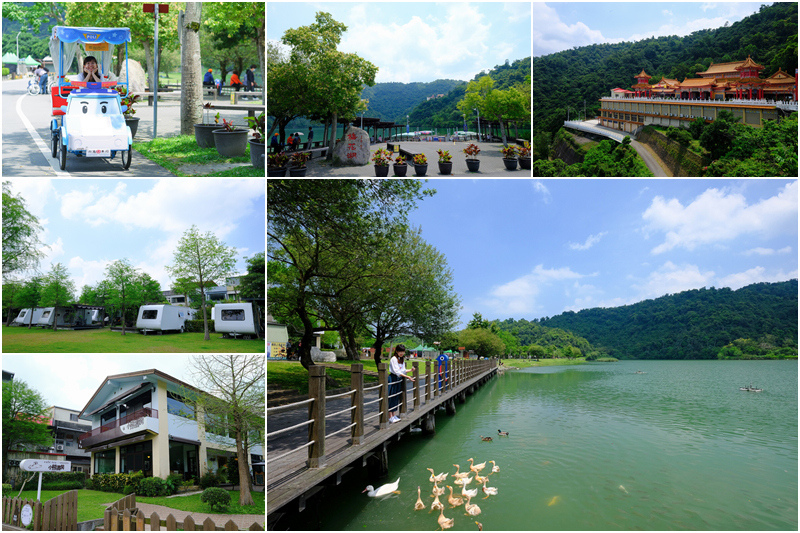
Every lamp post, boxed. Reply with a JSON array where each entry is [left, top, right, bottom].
[[474, 108, 481, 141], [406, 115, 409, 135], [462, 114, 466, 133]]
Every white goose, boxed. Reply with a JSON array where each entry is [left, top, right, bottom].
[[452, 464, 471, 480], [468, 458, 486, 474], [446, 485, 463, 508], [474, 474, 489, 485], [431, 481, 445, 497], [431, 491, 444, 512], [489, 460, 500, 473], [437, 507, 454, 531], [481, 479, 498, 499], [427, 468, 448, 483], [362, 478, 400, 498], [462, 483, 479, 500], [414, 486, 425, 510], [454, 475, 473, 487]]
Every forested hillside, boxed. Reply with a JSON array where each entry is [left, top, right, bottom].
[[530, 280, 798, 360], [533, 2, 798, 133], [360, 79, 465, 123]]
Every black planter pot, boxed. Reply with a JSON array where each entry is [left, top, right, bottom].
[[466, 159, 480, 172], [393, 163, 408, 177], [503, 158, 518, 170], [438, 161, 453, 175], [374, 164, 390, 177], [414, 163, 428, 177], [213, 128, 249, 157], [289, 166, 307, 177], [125, 116, 140, 139], [194, 124, 218, 148], [250, 139, 265, 169], [267, 167, 288, 177], [519, 157, 531, 170]]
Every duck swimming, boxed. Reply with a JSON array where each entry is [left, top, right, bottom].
[[454, 475, 473, 487], [431, 492, 444, 512], [414, 486, 425, 510], [489, 460, 500, 473], [474, 474, 489, 485], [464, 494, 482, 516], [362, 478, 400, 498], [479, 435, 493, 442], [428, 468, 448, 483], [452, 464, 471, 480], [431, 481, 445, 497], [462, 484, 479, 500], [446, 485, 463, 508], [437, 507, 454, 531], [497, 429, 509, 436], [468, 458, 487, 473], [481, 479, 498, 499]]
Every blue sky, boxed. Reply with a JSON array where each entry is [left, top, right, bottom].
[[534, 2, 767, 56], [5, 179, 265, 295], [268, 1, 532, 83], [409, 179, 798, 328]]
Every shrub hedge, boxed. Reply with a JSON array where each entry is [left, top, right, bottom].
[[200, 487, 231, 512], [184, 319, 215, 333]]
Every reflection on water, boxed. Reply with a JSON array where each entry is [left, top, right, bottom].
[[286, 360, 797, 531]]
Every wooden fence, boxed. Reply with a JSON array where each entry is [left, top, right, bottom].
[[2, 489, 78, 530], [104, 494, 264, 531]]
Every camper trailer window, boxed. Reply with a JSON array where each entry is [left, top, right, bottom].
[[20, 310, 27, 318], [221, 309, 245, 321], [142, 310, 158, 320], [41, 310, 51, 319]]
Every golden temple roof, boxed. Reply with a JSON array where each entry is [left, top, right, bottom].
[[735, 55, 765, 71], [634, 69, 651, 79]]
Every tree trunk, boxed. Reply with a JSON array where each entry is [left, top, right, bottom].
[[142, 42, 153, 92], [326, 112, 337, 161], [340, 327, 360, 360], [373, 339, 384, 367], [235, 424, 254, 506], [180, 3, 203, 135]]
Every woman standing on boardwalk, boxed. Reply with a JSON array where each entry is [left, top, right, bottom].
[[389, 344, 414, 423]]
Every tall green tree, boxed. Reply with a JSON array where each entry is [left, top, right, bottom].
[[239, 252, 265, 299], [167, 226, 237, 340], [3, 380, 53, 481], [2, 182, 46, 278], [104, 259, 141, 336], [12, 277, 44, 329], [39, 263, 75, 330]]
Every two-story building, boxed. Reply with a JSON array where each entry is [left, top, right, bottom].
[[77, 369, 263, 481]]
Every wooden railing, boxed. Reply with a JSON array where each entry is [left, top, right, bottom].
[[2, 489, 77, 530], [104, 494, 263, 531], [267, 358, 497, 470]]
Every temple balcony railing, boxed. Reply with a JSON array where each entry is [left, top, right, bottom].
[[602, 95, 798, 108]]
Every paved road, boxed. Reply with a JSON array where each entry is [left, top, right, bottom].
[[2, 78, 260, 177], [566, 120, 670, 176]]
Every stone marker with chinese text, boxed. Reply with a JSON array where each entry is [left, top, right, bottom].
[[332, 125, 370, 166]]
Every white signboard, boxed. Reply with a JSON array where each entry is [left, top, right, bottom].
[[20, 504, 33, 526], [19, 459, 71, 472]]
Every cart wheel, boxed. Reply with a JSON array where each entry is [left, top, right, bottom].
[[59, 141, 67, 170], [121, 145, 132, 170], [51, 131, 59, 158]]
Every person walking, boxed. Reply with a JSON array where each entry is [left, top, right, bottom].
[[243, 64, 257, 100], [388, 344, 415, 423], [307, 126, 314, 149]]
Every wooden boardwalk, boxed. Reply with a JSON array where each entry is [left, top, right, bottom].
[[267, 358, 498, 520]]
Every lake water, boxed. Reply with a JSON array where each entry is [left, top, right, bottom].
[[288, 360, 797, 530]]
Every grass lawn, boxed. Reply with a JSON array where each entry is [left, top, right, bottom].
[[14, 489, 264, 522], [134, 135, 262, 177], [3, 326, 264, 353]]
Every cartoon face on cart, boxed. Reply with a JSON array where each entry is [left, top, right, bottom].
[[63, 93, 129, 155]]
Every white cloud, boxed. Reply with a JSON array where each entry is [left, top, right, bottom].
[[744, 246, 792, 256], [481, 264, 586, 315], [633, 261, 715, 299], [534, 2, 608, 55], [504, 2, 531, 23], [718, 267, 799, 290], [532, 180, 551, 203], [569, 231, 608, 251], [642, 182, 798, 254], [68, 256, 112, 290]]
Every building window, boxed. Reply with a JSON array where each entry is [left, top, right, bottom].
[[221, 309, 245, 321], [94, 450, 115, 473], [167, 391, 195, 419], [120, 440, 153, 476], [142, 310, 158, 320], [70, 413, 79, 422]]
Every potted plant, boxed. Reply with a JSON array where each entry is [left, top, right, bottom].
[[267, 152, 289, 177], [518, 141, 532, 170], [289, 151, 311, 177], [501, 145, 518, 170], [371, 148, 392, 176], [463, 143, 481, 172], [114, 86, 142, 139], [213, 117, 249, 157], [245, 112, 265, 169], [393, 154, 408, 177], [195, 105, 219, 148], [436, 149, 453, 175], [413, 153, 428, 176]]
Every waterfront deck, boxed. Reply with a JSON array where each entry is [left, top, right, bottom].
[[267, 358, 498, 521]]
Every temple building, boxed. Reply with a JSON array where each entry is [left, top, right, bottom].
[[598, 57, 797, 132]]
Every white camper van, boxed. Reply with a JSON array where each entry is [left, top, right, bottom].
[[37, 306, 100, 328], [136, 304, 196, 334], [213, 302, 262, 339], [13, 308, 45, 327]]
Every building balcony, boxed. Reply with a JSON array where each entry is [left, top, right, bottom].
[[78, 408, 159, 449]]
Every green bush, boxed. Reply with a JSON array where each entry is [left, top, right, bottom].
[[198, 472, 219, 490], [40, 481, 84, 491], [123, 484, 135, 495], [2, 68, 9, 76], [200, 487, 231, 511], [184, 318, 215, 333], [92, 471, 144, 493], [84, 478, 95, 491], [166, 473, 183, 495], [137, 477, 169, 497]]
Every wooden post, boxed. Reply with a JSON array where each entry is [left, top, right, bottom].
[[308, 364, 326, 468], [378, 363, 388, 429], [425, 360, 432, 404], [412, 361, 420, 410], [351, 363, 364, 445], [400, 370, 408, 415]]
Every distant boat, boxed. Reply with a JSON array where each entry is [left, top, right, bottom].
[[739, 383, 763, 392], [634, 370, 647, 374]]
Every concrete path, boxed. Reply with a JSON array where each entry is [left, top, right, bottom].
[[300, 140, 532, 177]]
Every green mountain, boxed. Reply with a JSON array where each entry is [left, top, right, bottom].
[[531, 280, 798, 360], [360, 79, 465, 123], [533, 2, 798, 133]]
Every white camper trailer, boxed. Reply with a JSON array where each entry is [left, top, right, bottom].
[[136, 304, 196, 334], [213, 302, 262, 339], [13, 308, 46, 327], [37, 306, 101, 328]]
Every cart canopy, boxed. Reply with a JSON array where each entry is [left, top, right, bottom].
[[51, 26, 132, 45], [49, 26, 131, 83]]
